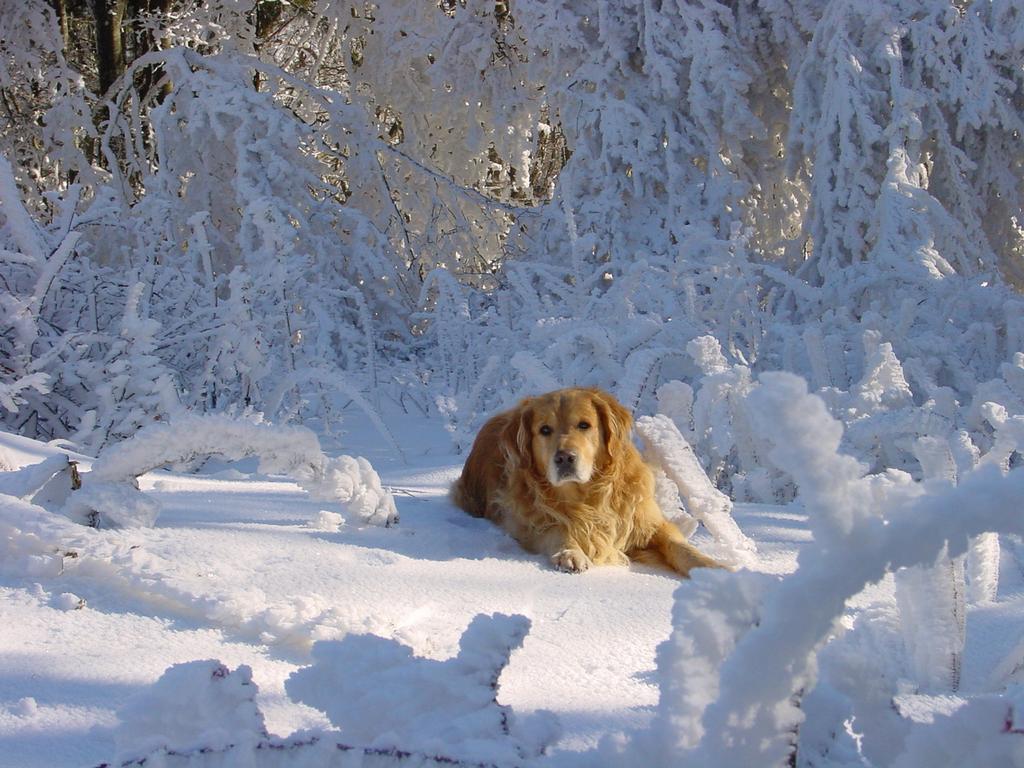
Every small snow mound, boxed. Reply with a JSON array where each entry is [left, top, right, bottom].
[[12, 697, 38, 718], [286, 613, 558, 764], [0, 494, 84, 578], [63, 480, 161, 528], [308, 510, 345, 531], [53, 592, 85, 611], [114, 660, 267, 764], [302, 454, 398, 527]]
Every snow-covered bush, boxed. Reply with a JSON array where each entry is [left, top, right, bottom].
[[0, 2, 98, 210], [1, 1, 413, 446], [644, 373, 1024, 767]]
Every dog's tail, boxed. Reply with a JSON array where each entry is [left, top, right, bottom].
[[634, 519, 727, 577], [449, 475, 485, 518]]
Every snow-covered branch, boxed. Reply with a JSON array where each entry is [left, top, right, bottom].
[[80, 414, 397, 528]]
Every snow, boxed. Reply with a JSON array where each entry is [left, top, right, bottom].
[[2, 395, 1023, 768], [3, 1, 1023, 764], [286, 613, 555, 764], [0, 415, 685, 766], [113, 660, 267, 763]]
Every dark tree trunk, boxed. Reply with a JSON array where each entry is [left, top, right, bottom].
[[94, 0, 128, 94]]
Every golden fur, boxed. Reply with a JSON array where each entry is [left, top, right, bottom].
[[451, 387, 724, 576]]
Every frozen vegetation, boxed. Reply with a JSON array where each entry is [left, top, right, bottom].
[[1, 0, 1023, 766]]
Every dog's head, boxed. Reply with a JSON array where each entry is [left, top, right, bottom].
[[503, 388, 633, 487]]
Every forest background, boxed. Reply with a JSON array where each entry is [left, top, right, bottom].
[[3, 2, 1024, 766], [1, 0, 1021, 482]]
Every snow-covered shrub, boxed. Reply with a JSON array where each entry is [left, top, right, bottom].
[[0, 156, 95, 438], [1, 2, 416, 446], [642, 373, 1024, 767], [76, 282, 181, 454], [0, 1, 99, 210], [89, 42, 414, 430]]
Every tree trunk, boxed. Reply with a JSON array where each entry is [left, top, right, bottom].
[[94, 0, 129, 94], [252, 0, 286, 90], [50, 0, 70, 52]]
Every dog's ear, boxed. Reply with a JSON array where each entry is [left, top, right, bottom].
[[590, 389, 633, 463], [500, 398, 534, 471]]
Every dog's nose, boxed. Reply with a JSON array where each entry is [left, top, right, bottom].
[[554, 450, 576, 468]]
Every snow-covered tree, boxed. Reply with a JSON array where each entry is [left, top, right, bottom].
[[1, 0, 1021, 475], [76, 282, 179, 452]]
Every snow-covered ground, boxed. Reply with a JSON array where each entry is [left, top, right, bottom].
[[1, 405, 1022, 768], [0, 407, 788, 767]]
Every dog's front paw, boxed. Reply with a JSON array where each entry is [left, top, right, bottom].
[[551, 548, 591, 573]]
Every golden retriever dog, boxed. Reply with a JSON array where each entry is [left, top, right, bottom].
[[451, 387, 724, 576]]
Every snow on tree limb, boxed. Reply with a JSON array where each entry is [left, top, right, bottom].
[[636, 414, 756, 567], [82, 414, 397, 528]]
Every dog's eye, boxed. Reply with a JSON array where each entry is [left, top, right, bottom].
[[577, 421, 591, 430], [539, 425, 553, 436]]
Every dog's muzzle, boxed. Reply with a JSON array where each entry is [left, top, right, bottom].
[[553, 449, 577, 480]]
